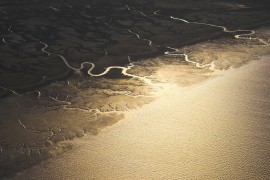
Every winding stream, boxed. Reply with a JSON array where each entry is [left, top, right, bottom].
[[41, 4, 269, 84], [1, 3, 269, 98], [0, 3, 270, 177]]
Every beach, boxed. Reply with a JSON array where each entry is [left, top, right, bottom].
[[13, 56, 270, 179]]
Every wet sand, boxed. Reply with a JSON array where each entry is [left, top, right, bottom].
[[14, 56, 270, 179]]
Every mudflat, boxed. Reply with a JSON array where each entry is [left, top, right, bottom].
[[14, 56, 270, 179], [1, 0, 270, 178]]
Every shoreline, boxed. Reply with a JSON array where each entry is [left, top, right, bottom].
[[13, 55, 270, 179]]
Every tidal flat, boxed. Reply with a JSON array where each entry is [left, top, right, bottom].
[[0, 0, 270, 178]]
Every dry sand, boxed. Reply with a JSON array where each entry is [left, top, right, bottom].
[[14, 56, 270, 179]]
